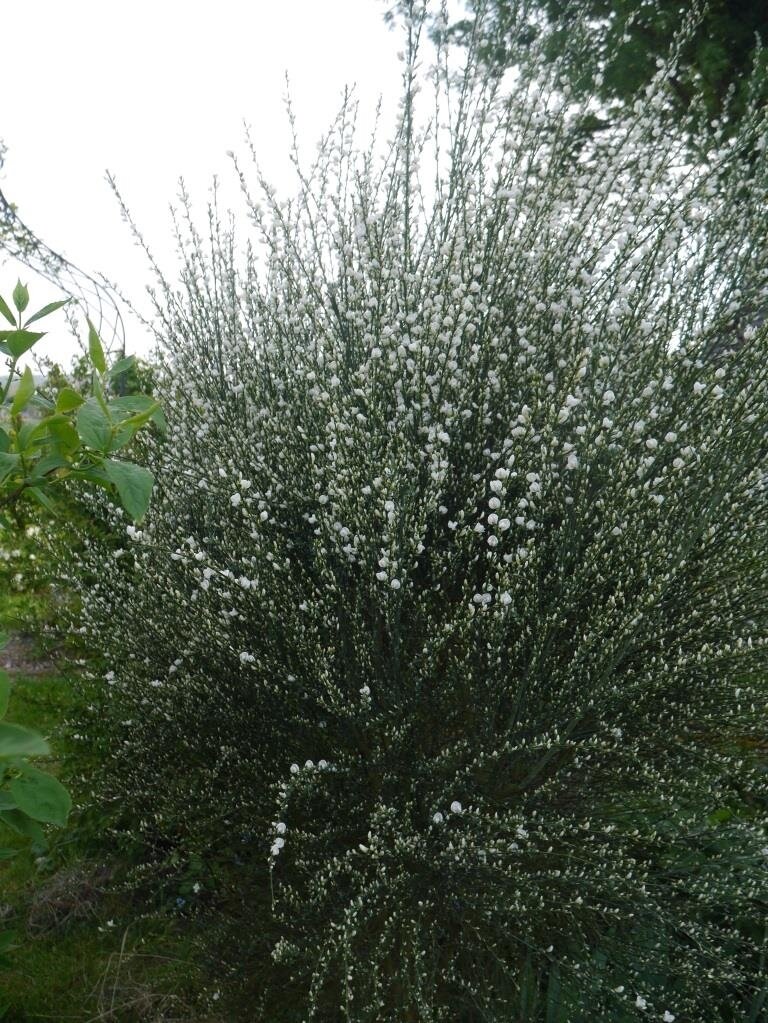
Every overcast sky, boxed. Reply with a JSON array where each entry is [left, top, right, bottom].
[[1, 1, 415, 366]]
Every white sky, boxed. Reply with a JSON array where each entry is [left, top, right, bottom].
[[1, 0, 412, 367]]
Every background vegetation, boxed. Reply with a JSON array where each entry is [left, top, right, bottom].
[[0, 2, 766, 1020]]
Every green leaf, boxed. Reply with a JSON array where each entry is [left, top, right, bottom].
[[24, 298, 70, 326], [108, 355, 136, 378], [0, 672, 9, 719], [30, 452, 68, 480], [0, 428, 9, 453], [87, 319, 107, 374], [17, 420, 48, 453], [104, 458, 154, 522], [76, 397, 112, 452], [0, 722, 50, 757], [708, 806, 734, 825], [12, 281, 29, 314], [9, 764, 71, 827], [47, 416, 80, 453], [0, 452, 20, 485], [0, 295, 15, 327], [55, 386, 85, 413], [27, 486, 60, 514], [110, 394, 166, 434], [10, 366, 35, 415], [0, 329, 45, 359], [0, 809, 46, 848]]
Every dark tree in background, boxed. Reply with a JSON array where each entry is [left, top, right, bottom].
[[441, 1, 768, 135]]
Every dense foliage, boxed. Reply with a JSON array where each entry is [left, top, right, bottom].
[[68, 7, 767, 1020], [440, 0, 768, 137]]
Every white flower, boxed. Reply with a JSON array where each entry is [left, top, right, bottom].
[[662, 1013, 675, 1022], [432, 812, 444, 824], [602, 389, 615, 404], [304, 760, 314, 769], [275, 822, 287, 834], [450, 801, 463, 814], [390, 578, 401, 590], [635, 995, 647, 1010], [230, 493, 242, 507], [500, 592, 512, 606], [289, 763, 300, 774]]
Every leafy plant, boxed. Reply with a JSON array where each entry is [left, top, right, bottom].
[[0, 282, 161, 820]]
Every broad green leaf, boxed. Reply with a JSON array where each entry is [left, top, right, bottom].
[[9, 764, 71, 827], [87, 319, 107, 374], [0, 792, 16, 810], [0, 671, 9, 719], [55, 386, 85, 412], [17, 420, 48, 453], [0, 295, 15, 327], [24, 298, 70, 326], [30, 453, 68, 480], [0, 428, 9, 453], [70, 466, 110, 489], [48, 416, 80, 452], [0, 808, 46, 848], [9, 366, 35, 416], [0, 329, 45, 359], [12, 281, 29, 314], [76, 397, 112, 452], [0, 722, 50, 757], [108, 355, 136, 378], [104, 458, 154, 522]]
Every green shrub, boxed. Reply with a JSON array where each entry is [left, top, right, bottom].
[[70, 6, 768, 1019]]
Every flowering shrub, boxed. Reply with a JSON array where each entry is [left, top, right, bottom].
[[70, 6, 768, 1020]]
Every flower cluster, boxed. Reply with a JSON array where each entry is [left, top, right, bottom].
[[63, 5, 768, 1020]]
